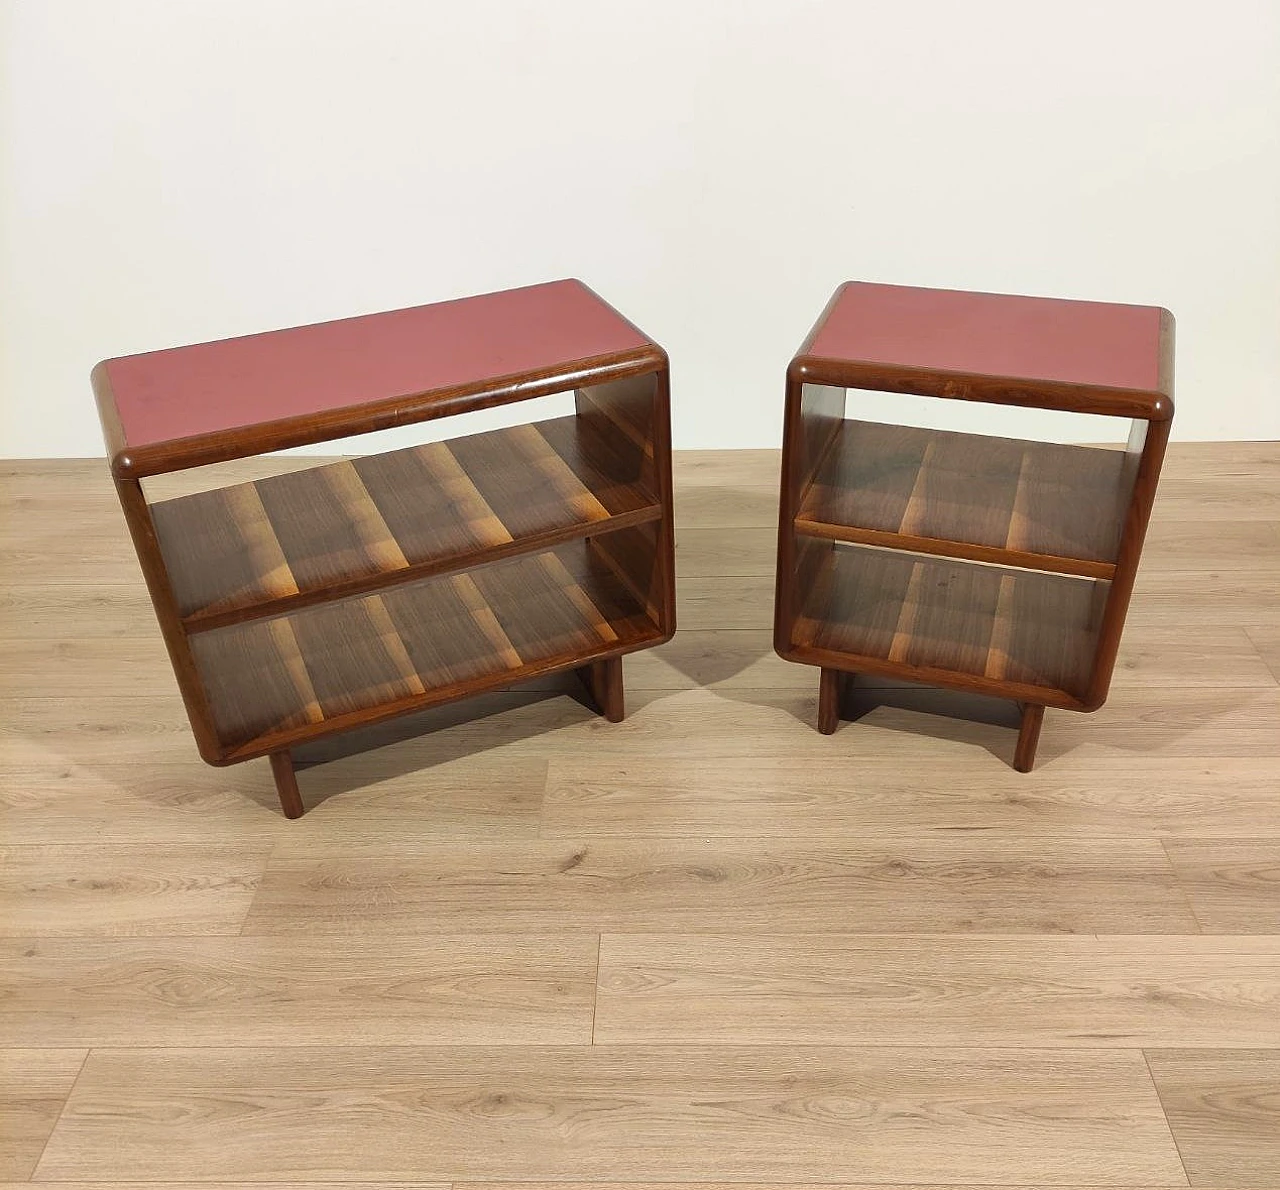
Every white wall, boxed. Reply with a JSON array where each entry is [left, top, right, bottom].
[[3, 0, 1278, 457]]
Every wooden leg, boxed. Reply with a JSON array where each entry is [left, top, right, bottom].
[[1014, 703, 1045, 773], [269, 751, 305, 819], [577, 656, 625, 723], [817, 667, 842, 735]]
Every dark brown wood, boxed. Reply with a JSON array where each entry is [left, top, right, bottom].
[[790, 544, 1103, 709], [576, 656, 625, 723], [150, 413, 662, 632], [775, 282, 1173, 769], [110, 473, 224, 764], [1082, 413, 1171, 709], [269, 751, 305, 819], [817, 668, 841, 735], [1013, 703, 1045, 773], [96, 283, 675, 804], [575, 367, 677, 641], [789, 356, 1170, 421], [188, 539, 660, 762], [796, 420, 1132, 579]]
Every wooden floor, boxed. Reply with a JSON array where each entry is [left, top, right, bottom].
[[2, 442, 1279, 1188]]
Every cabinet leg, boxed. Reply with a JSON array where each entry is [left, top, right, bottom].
[[577, 656, 625, 723], [1014, 703, 1045, 773], [269, 751, 305, 819], [817, 668, 842, 735]]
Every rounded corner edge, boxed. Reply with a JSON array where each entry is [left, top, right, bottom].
[[108, 449, 139, 480]]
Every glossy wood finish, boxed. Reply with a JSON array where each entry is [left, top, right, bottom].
[[1013, 703, 1045, 773], [776, 282, 1173, 769], [95, 282, 675, 813], [577, 656, 625, 723], [269, 752, 304, 820], [151, 413, 659, 632], [4, 444, 1280, 1185], [188, 541, 661, 761], [792, 543, 1105, 709], [796, 419, 1134, 579]]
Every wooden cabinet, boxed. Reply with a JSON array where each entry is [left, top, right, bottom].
[[95, 280, 675, 816], [774, 281, 1173, 770]]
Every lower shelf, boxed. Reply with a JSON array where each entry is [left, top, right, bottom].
[[787, 542, 1107, 706], [189, 538, 664, 760]]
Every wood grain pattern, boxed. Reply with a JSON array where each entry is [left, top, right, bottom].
[[100, 292, 673, 805], [790, 544, 1104, 705], [151, 413, 660, 630], [4, 445, 1278, 1184], [241, 837, 1197, 935], [778, 284, 1172, 771], [35, 1046, 1184, 1183], [1162, 840, 1280, 933], [456, 1184, 1189, 1190], [1146, 1049, 1280, 1185], [0, 845, 268, 936], [1245, 625, 1280, 682], [797, 419, 1131, 576], [0, 1048, 86, 1180], [595, 935, 1280, 1046], [0, 1185, 445, 1190], [0, 935, 597, 1046], [187, 539, 662, 759], [541, 745, 1280, 837]]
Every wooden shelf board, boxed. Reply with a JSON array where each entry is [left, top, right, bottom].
[[152, 414, 660, 632], [795, 420, 1134, 579], [787, 542, 1106, 706], [189, 539, 664, 761]]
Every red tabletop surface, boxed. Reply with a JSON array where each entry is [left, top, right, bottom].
[[805, 282, 1165, 393], [102, 279, 652, 451]]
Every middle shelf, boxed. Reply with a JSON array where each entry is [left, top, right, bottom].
[[151, 412, 661, 631], [795, 419, 1137, 579]]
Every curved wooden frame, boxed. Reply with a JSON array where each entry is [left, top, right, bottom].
[[96, 281, 676, 816], [774, 282, 1173, 770]]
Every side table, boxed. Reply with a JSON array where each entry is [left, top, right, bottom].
[[773, 281, 1173, 770], [94, 279, 676, 816]]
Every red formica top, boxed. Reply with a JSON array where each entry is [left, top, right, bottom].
[[95, 279, 658, 476], [799, 282, 1172, 413]]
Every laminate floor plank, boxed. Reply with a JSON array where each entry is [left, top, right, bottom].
[[596, 935, 1280, 1046], [34, 1045, 1185, 1184], [4, 445, 1279, 1184], [456, 1184, 1190, 1190], [0, 711, 546, 843], [1163, 840, 1280, 933], [0, 845, 269, 936], [0, 1048, 86, 1180], [0, 935, 596, 1046], [543, 748, 1280, 838], [0, 1184, 445, 1190], [1244, 625, 1280, 683], [242, 837, 1196, 935], [1146, 1048, 1280, 1186]]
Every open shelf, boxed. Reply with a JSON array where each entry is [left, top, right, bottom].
[[795, 419, 1137, 579], [188, 537, 664, 761], [787, 542, 1106, 707], [152, 413, 660, 632]]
